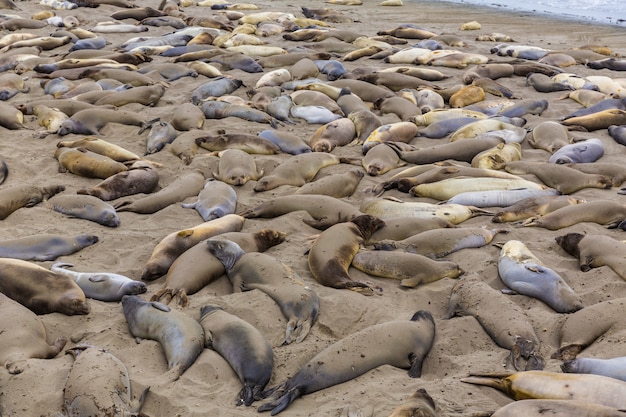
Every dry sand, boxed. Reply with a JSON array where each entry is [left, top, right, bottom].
[[1, 0, 626, 416]]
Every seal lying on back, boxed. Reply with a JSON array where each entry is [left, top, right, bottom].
[[206, 238, 319, 344], [122, 295, 204, 380], [0, 258, 90, 315], [308, 214, 385, 295], [199, 305, 274, 406], [497, 240, 583, 313], [51, 262, 146, 302], [258, 311, 436, 415], [63, 345, 150, 417], [0, 292, 67, 374]]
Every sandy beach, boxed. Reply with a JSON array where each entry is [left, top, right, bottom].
[[1, 0, 626, 416]]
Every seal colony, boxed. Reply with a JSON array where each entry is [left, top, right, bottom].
[[2, 0, 626, 416]]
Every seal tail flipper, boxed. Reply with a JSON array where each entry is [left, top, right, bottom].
[[257, 388, 302, 415], [460, 376, 507, 391], [236, 384, 255, 406]]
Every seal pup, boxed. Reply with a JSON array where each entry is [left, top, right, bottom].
[[352, 250, 463, 288], [206, 239, 319, 344], [77, 163, 159, 201], [461, 370, 626, 409], [0, 292, 67, 374], [141, 214, 245, 281], [445, 275, 544, 371], [0, 184, 65, 220], [63, 345, 149, 416], [213, 148, 264, 185], [552, 297, 626, 361], [115, 170, 205, 214], [43, 193, 120, 227], [0, 258, 90, 315], [0, 233, 98, 262], [181, 178, 237, 221], [240, 194, 362, 229], [556, 233, 626, 281], [122, 295, 204, 380], [199, 305, 274, 405], [497, 240, 583, 313], [258, 311, 436, 415], [308, 214, 385, 295], [522, 200, 626, 230], [51, 262, 146, 302]]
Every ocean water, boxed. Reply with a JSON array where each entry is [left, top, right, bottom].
[[432, 0, 626, 26]]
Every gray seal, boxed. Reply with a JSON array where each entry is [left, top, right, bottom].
[[181, 178, 237, 221], [121, 295, 204, 380], [51, 262, 146, 302], [199, 305, 274, 406], [44, 193, 120, 227], [0, 233, 98, 261], [258, 311, 436, 415], [562, 357, 626, 381]]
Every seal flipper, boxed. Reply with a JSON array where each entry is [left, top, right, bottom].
[[257, 387, 303, 415], [236, 383, 254, 407]]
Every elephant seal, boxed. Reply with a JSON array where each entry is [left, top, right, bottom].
[[254, 153, 347, 192], [522, 200, 626, 230], [367, 217, 455, 243], [362, 121, 418, 154], [145, 120, 179, 155], [497, 240, 583, 313], [609, 124, 626, 146], [44, 194, 120, 227], [171, 102, 205, 131], [141, 214, 245, 281], [122, 295, 204, 379], [182, 178, 237, 221], [63, 345, 149, 417], [115, 170, 205, 214], [0, 234, 98, 262], [0, 292, 67, 374], [562, 109, 626, 131], [501, 160, 612, 194], [77, 164, 159, 201], [258, 311, 436, 415], [206, 239, 319, 344], [491, 399, 626, 417], [257, 129, 311, 154], [199, 305, 274, 406], [308, 214, 385, 295], [57, 108, 154, 136], [152, 229, 286, 306], [56, 137, 141, 163], [0, 258, 90, 315], [51, 262, 146, 302], [213, 149, 264, 186], [309, 117, 356, 153], [294, 169, 363, 198], [240, 194, 362, 229], [548, 138, 605, 164], [556, 233, 626, 281], [528, 120, 571, 153], [0, 100, 27, 129], [55, 147, 128, 179], [445, 275, 544, 371], [0, 184, 65, 220], [461, 370, 626, 409], [492, 195, 584, 223], [562, 357, 626, 381], [361, 198, 490, 224], [387, 389, 438, 417], [195, 132, 281, 154], [374, 227, 507, 258], [348, 109, 384, 144], [387, 135, 504, 164], [362, 142, 407, 176], [352, 250, 463, 288]]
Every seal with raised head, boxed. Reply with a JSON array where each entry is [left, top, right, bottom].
[[352, 250, 463, 288], [51, 262, 146, 302], [152, 229, 286, 306], [0, 258, 90, 315], [141, 214, 245, 281], [258, 311, 436, 415], [0, 184, 65, 220], [206, 238, 320, 344], [0, 292, 67, 374], [445, 275, 544, 371], [497, 240, 583, 313], [63, 345, 150, 417], [0, 233, 98, 262], [199, 305, 274, 406], [122, 295, 204, 380], [556, 233, 626, 281], [308, 214, 385, 295]]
